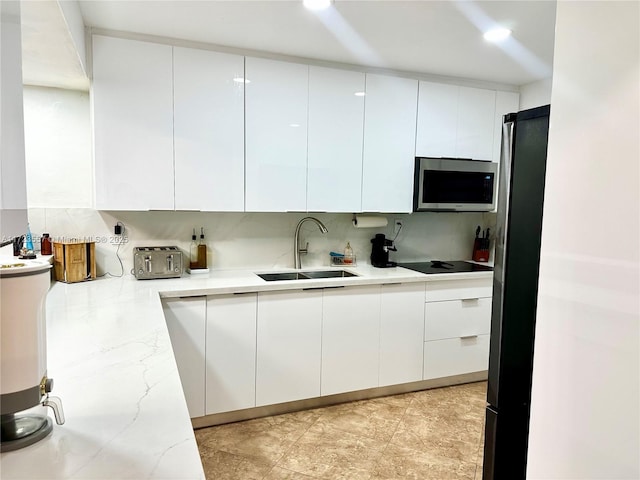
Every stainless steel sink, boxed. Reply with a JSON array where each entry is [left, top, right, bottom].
[[256, 272, 311, 282], [300, 270, 358, 279], [256, 270, 358, 281]]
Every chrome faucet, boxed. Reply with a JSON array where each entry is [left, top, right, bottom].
[[294, 217, 328, 269]]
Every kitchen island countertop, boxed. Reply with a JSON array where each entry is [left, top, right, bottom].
[[0, 264, 491, 479]]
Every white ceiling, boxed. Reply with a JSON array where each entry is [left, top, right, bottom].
[[23, 0, 557, 91], [21, 0, 89, 90]]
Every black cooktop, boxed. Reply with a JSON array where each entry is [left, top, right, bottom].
[[398, 260, 493, 275]]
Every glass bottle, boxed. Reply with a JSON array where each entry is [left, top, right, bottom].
[[41, 233, 52, 255], [189, 229, 198, 269], [197, 227, 207, 269], [344, 242, 354, 264]]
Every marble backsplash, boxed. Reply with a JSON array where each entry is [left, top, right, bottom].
[[25, 208, 495, 276]]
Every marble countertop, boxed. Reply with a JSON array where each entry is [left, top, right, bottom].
[[0, 263, 491, 479]]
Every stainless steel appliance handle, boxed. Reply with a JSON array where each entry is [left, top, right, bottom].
[[496, 120, 515, 282], [487, 118, 515, 410]]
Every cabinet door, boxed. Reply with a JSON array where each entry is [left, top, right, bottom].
[[163, 297, 206, 418], [415, 81, 458, 158], [424, 297, 492, 341], [321, 285, 381, 395], [307, 66, 365, 212], [492, 91, 520, 163], [379, 283, 425, 387], [256, 290, 322, 406], [456, 86, 496, 161], [361, 74, 418, 213], [173, 47, 245, 211], [92, 35, 174, 210], [206, 293, 257, 414], [424, 335, 490, 380], [245, 57, 309, 212], [0, 8, 28, 237]]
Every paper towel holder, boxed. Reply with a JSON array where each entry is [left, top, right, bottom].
[[352, 214, 388, 229]]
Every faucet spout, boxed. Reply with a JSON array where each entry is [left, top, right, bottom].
[[294, 217, 329, 269]]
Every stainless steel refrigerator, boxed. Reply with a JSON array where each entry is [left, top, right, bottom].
[[483, 105, 551, 478]]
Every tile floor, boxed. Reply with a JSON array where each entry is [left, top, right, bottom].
[[195, 381, 487, 480]]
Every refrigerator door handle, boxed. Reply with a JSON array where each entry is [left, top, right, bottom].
[[487, 118, 515, 409]]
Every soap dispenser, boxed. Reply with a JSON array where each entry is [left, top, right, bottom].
[[344, 242, 354, 264]]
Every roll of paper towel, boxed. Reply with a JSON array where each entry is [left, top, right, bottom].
[[352, 215, 388, 228]]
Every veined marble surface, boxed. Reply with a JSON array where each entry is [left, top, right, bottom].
[[0, 264, 490, 479]]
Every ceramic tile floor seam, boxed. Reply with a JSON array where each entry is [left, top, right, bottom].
[[271, 421, 390, 479], [365, 395, 414, 478], [472, 422, 486, 480], [367, 395, 433, 479], [260, 411, 326, 480]]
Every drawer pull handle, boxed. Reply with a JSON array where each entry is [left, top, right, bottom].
[[461, 298, 480, 303], [460, 335, 479, 340]]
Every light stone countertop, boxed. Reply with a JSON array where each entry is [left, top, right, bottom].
[[0, 263, 491, 479]]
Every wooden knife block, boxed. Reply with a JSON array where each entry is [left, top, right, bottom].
[[53, 241, 96, 283]]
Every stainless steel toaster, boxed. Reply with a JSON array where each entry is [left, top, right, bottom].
[[133, 246, 183, 280]]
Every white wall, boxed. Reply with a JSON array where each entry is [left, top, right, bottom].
[[519, 78, 552, 110], [527, 2, 639, 479], [22, 86, 486, 274], [23, 87, 92, 208]]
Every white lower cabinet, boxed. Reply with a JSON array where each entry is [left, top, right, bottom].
[[423, 335, 490, 380], [205, 294, 257, 415], [424, 297, 492, 341], [379, 283, 426, 387], [165, 277, 493, 419], [162, 297, 206, 418], [321, 285, 382, 396], [256, 289, 323, 406], [423, 278, 492, 380]]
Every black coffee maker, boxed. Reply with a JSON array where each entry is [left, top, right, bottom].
[[370, 233, 397, 268]]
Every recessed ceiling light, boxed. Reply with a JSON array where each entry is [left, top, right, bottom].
[[303, 0, 331, 11], [233, 77, 250, 84], [354, 92, 366, 97], [483, 28, 512, 43]]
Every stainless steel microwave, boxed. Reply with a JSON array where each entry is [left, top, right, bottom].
[[413, 157, 498, 212]]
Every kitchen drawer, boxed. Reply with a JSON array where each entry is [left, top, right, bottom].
[[423, 334, 489, 380], [425, 278, 492, 302], [425, 297, 491, 341]]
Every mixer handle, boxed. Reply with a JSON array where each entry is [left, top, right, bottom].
[[43, 396, 65, 425]]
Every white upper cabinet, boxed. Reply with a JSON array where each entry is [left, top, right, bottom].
[[362, 74, 418, 213], [416, 82, 498, 162], [415, 82, 458, 158], [173, 47, 245, 211], [493, 91, 520, 162], [245, 57, 309, 212], [92, 35, 174, 210], [307, 66, 365, 212], [0, 6, 28, 236], [456, 86, 497, 161]]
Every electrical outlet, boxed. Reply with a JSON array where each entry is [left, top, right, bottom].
[[394, 219, 403, 236]]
